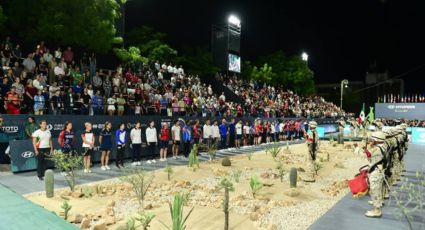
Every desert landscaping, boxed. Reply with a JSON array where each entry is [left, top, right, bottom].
[[25, 140, 367, 230]]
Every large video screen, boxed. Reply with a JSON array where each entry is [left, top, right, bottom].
[[228, 53, 241, 73]]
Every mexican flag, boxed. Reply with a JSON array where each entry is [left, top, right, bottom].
[[358, 103, 365, 124]]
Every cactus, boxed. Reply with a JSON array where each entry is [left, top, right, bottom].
[[61, 200, 72, 220], [246, 151, 253, 160], [249, 175, 263, 198], [231, 169, 242, 183], [134, 210, 156, 230], [221, 157, 231, 167], [276, 161, 285, 182], [164, 163, 173, 181], [326, 152, 330, 162], [286, 141, 289, 150], [217, 177, 234, 230], [82, 186, 93, 198], [289, 167, 297, 188], [188, 145, 199, 170], [45, 169, 54, 198]]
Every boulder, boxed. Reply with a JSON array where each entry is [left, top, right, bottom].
[[80, 218, 91, 229], [71, 191, 83, 198], [144, 203, 153, 210], [90, 220, 106, 230], [249, 212, 260, 221], [105, 216, 116, 226]]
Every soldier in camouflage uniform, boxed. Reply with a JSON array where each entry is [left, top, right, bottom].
[[399, 123, 409, 175], [364, 131, 386, 218], [381, 129, 396, 200], [373, 118, 384, 131], [304, 121, 318, 182], [350, 117, 359, 138]]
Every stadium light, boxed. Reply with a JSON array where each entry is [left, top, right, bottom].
[[228, 15, 241, 28], [301, 52, 309, 61], [340, 79, 349, 109]]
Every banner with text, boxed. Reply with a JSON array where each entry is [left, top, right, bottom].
[[375, 103, 425, 120]]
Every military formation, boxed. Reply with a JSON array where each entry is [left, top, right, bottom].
[[304, 118, 409, 218]]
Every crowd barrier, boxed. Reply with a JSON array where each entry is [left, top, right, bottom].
[[0, 115, 339, 173]]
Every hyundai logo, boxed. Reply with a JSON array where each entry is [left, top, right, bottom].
[[21, 151, 34, 158]]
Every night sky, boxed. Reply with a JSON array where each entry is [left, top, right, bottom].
[[126, 0, 425, 92]]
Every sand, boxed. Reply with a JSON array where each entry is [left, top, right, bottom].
[[26, 141, 368, 230]]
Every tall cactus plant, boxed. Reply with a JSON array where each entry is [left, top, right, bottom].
[[289, 167, 297, 188], [45, 169, 54, 198], [217, 177, 234, 230]]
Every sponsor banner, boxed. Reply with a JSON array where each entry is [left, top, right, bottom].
[[316, 127, 325, 138], [411, 128, 425, 145], [375, 103, 425, 120]]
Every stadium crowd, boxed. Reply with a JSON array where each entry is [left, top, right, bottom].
[[0, 36, 346, 118], [219, 74, 344, 118]]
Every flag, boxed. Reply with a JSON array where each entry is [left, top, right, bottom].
[[367, 107, 374, 124]]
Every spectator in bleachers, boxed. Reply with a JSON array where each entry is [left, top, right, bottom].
[[34, 90, 45, 115], [63, 46, 73, 64]]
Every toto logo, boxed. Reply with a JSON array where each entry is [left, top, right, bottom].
[[2, 126, 19, 133], [387, 105, 395, 109], [21, 151, 34, 158]]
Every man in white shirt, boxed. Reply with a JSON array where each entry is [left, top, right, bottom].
[[171, 120, 181, 159], [33, 75, 44, 91], [130, 122, 142, 166], [32, 120, 53, 181], [235, 120, 243, 148], [212, 120, 220, 145], [279, 121, 285, 141], [203, 119, 212, 147]]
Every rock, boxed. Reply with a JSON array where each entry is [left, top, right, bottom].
[[297, 167, 305, 172], [80, 218, 91, 229], [107, 200, 116, 207], [69, 214, 84, 224], [144, 203, 153, 210], [91, 220, 106, 230], [250, 212, 260, 221], [260, 172, 271, 179], [267, 223, 277, 230], [105, 216, 116, 226], [334, 162, 345, 169], [71, 191, 83, 198]]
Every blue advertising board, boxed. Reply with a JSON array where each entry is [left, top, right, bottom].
[[316, 127, 325, 138], [375, 103, 425, 120], [411, 127, 425, 145]]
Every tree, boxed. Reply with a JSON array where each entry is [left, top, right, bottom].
[[126, 26, 177, 63], [250, 63, 275, 83], [175, 47, 219, 76], [5, 0, 121, 53], [113, 46, 149, 65]]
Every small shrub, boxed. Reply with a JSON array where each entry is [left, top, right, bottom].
[[134, 210, 156, 230], [188, 144, 200, 170], [120, 168, 154, 207], [160, 193, 194, 230], [250, 175, 263, 198], [221, 157, 231, 167], [266, 142, 281, 160], [49, 150, 83, 191], [276, 161, 285, 182], [314, 162, 323, 175], [164, 164, 174, 181], [246, 152, 253, 160], [82, 186, 93, 198], [231, 169, 242, 183]]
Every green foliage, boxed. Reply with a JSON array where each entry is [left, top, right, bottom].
[[391, 171, 425, 230], [249, 175, 263, 198], [61, 200, 72, 221], [164, 164, 174, 181], [276, 161, 285, 183], [5, 0, 120, 53], [314, 162, 323, 175], [250, 63, 275, 83], [246, 151, 253, 160], [161, 193, 194, 230], [206, 143, 217, 161], [217, 177, 234, 230], [126, 26, 177, 63], [180, 190, 191, 206], [134, 210, 156, 230], [175, 47, 219, 76], [188, 144, 199, 170], [244, 50, 315, 95], [114, 46, 149, 64], [231, 169, 242, 183], [0, 6, 6, 31], [82, 186, 93, 198], [45, 169, 54, 198], [266, 142, 281, 159], [119, 168, 154, 207], [48, 150, 82, 192], [116, 218, 136, 230], [221, 157, 231, 167], [289, 167, 298, 188]]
